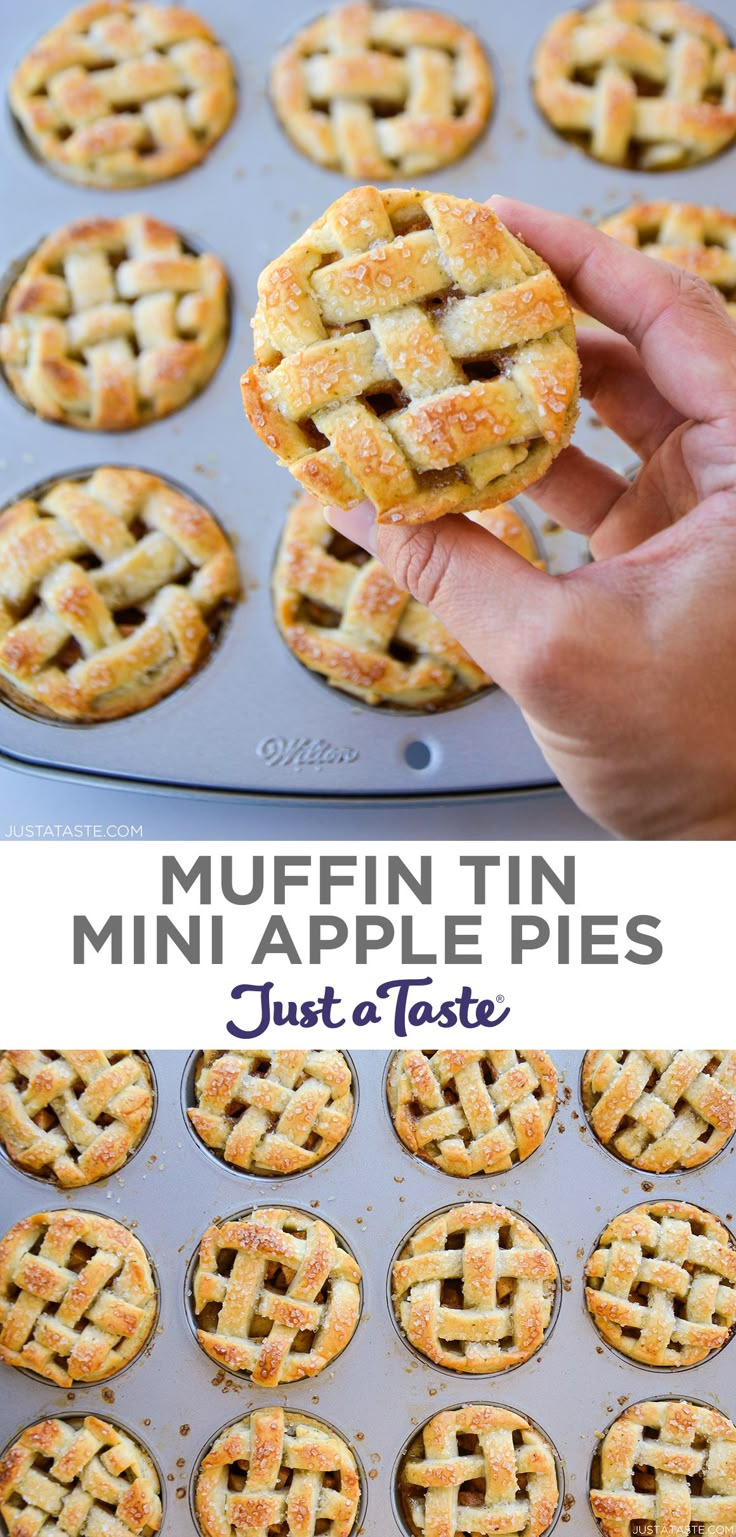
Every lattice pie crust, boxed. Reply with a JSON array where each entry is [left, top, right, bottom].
[[242, 187, 580, 525]]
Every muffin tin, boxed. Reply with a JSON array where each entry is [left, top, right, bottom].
[[1, 0, 734, 799], [1, 1049, 735, 1536]]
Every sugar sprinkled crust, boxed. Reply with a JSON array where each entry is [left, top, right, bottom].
[[0, 215, 229, 430], [0, 1209, 157, 1386], [585, 1199, 736, 1367], [398, 1403, 560, 1537], [589, 1399, 736, 1536], [0, 1414, 162, 1535], [187, 1050, 355, 1175], [193, 1206, 361, 1384], [387, 1049, 558, 1174], [392, 1202, 558, 1373], [271, 2, 493, 178], [533, 1, 736, 171], [0, 1049, 153, 1186], [195, 1408, 362, 1537], [581, 1049, 736, 1171], [242, 186, 580, 525], [0, 466, 240, 723], [9, 1, 236, 188]]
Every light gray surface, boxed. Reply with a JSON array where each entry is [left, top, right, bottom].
[[0, 1051, 734, 1535], [0, 757, 611, 838], [1, 0, 734, 806]]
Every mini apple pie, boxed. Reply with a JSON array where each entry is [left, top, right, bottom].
[[397, 1404, 560, 1537], [192, 1207, 361, 1384], [599, 200, 736, 319], [392, 1203, 558, 1373], [388, 1049, 558, 1174], [195, 1409, 362, 1537], [589, 1399, 736, 1537], [585, 1200, 736, 1368], [0, 215, 229, 430], [0, 466, 239, 722], [533, 1, 736, 170], [0, 1208, 157, 1386], [0, 1415, 162, 1536], [582, 1049, 736, 1172], [187, 1049, 355, 1175], [9, 1, 236, 188], [242, 186, 580, 524], [0, 1049, 153, 1186], [270, 3, 493, 177]]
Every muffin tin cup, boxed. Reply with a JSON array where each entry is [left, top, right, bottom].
[[387, 1199, 563, 1380], [2, 1049, 735, 1537], [0, 1409, 168, 1534], [0, 1050, 158, 1189], [582, 1197, 736, 1375], [586, 1393, 732, 1537], [0, 1205, 161, 1392], [381, 1049, 559, 1180], [183, 1202, 364, 1385], [187, 1407, 368, 1537], [390, 1400, 566, 1537], [180, 1047, 360, 1182], [578, 1054, 736, 1176]]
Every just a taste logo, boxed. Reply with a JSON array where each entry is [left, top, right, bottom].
[[226, 976, 511, 1040]]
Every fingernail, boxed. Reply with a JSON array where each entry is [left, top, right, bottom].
[[324, 499, 377, 554]]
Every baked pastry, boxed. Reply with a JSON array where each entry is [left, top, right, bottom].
[[582, 1049, 736, 1172], [599, 200, 736, 319], [194, 1408, 362, 1537], [192, 1206, 361, 1384], [392, 1202, 558, 1373], [585, 1200, 736, 1368], [0, 1208, 157, 1386], [0, 1049, 153, 1186], [0, 466, 240, 722], [0, 1415, 162, 1536], [0, 215, 229, 430], [397, 1403, 560, 1537], [187, 1050, 354, 1175], [9, 2, 236, 189], [387, 1049, 558, 1175], [241, 186, 580, 525], [270, 3, 493, 178], [589, 1399, 736, 1536], [533, 1, 736, 170]]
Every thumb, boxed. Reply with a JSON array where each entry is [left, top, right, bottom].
[[325, 500, 567, 695]]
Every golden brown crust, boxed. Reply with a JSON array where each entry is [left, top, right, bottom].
[[193, 1207, 361, 1384], [0, 215, 229, 430], [0, 1209, 157, 1386], [597, 200, 736, 318], [187, 1050, 355, 1175], [242, 186, 580, 525], [533, 1, 736, 170], [581, 1049, 736, 1171], [9, 2, 236, 188], [589, 1399, 736, 1536], [0, 466, 240, 723], [195, 1408, 361, 1537], [387, 1049, 558, 1175], [0, 1414, 162, 1534], [392, 1203, 558, 1374], [585, 1200, 736, 1368], [0, 1049, 153, 1186], [398, 1404, 560, 1537], [270, 3, 493, 177]]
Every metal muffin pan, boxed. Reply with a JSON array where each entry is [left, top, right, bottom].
[[1, 1049, 735, 1536], [0, 0, 734, 798]]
